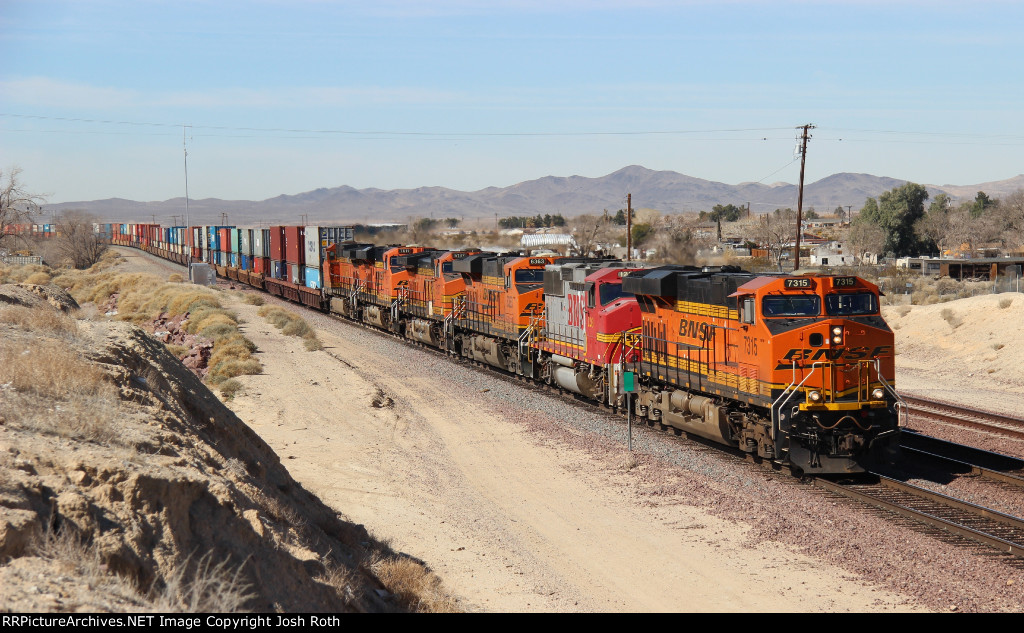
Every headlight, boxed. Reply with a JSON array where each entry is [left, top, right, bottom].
[[832, 326, 842, 336], [831, 325, 843, 344], [871, 388, 885, 400], [832, 335, 843, 344], [807, 390, 822, 403]]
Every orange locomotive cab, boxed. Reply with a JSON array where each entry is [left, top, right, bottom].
[[733, 274, 900, 473], [398, 249, 477, 349], [453, 254, 557, 375], [623, 266, 901, 475], [324, 243, 376, 319]]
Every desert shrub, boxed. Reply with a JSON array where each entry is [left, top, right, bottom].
[[24, 271, 52, 285], [257, 305, 322, 350], [243, 294, 265, 306], [168, 273, 183, 282], [218, 379, 243, 398], [999, 297, 1014, 309], [992, 343, 1005, 351], [896, 305, 912, 318], [370, 554, 459, 613], [940, 308, 961, 328]]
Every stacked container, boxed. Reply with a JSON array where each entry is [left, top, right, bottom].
[[303, 226, 355, 289], [269, 226, 286, 280]]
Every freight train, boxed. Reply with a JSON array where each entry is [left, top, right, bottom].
[[98, 222, 905, 475]]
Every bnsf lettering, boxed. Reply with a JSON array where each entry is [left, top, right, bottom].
[[776, 345, 892, 369], [677, 318, 715, 342], [567, 294, 587, 330]]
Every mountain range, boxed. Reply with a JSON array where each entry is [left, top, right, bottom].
[[46, 166, 1024, 226]]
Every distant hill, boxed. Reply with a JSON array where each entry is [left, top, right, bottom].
[[46, 166, 1024, 226]]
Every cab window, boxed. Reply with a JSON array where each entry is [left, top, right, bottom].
[[599, 283, 633, 306], [515, 269, 544, 284], [825, 292, 877, 316], [762, 295, 820, 317]]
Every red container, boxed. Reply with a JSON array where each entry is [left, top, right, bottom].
[[269, 226, 286, 261], [253, 257, 266, 275], [218, 228, 231, 253], [284, 226, 305, 265]]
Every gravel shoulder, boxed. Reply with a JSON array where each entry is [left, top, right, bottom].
[[116, 249, 1024, 612]]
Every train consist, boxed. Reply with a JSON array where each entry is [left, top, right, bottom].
[[101, 222, 904, 475]]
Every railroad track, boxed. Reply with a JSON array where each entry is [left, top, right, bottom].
[[903, 394, 1024, 440], [815, 475, 1024, 565]]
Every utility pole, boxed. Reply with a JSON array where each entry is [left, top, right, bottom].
[[794, 123, 815, 271], [625, 193, 632, 262], [845, 205, 852, 224], [183, 125, 192, 276]]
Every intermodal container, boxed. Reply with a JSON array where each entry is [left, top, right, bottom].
[[240, 229, 252, 256], [269, 227, 286, 261], [218, 228, 231, 253], [289, 263, 304, 286], [284, 226, 305, 265], [270, 260, 283, 280], [253, 257, 266, 275], [304, 267, 322, 289], [304, 225, 355, 270], [230, 228, 240, 254]]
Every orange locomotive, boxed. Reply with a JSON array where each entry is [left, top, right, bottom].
[[623, 265, 902, 474]]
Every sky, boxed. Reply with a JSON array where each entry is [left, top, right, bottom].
[[1, 0, 1023, 204]]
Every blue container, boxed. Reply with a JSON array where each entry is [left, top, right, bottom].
[[241, 255, 250, 271], [229, 252, 238, 268], [304, 267, 322, 289], [271, 260, 283, 280]]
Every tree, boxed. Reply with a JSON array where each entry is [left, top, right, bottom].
[[971, 191, 996, 218], [0, 167, 46, 253], [854, 182, 930, 258], [571, 214, 615, 257], [57, 210, 107, 269], [754, 209, 798, 270]]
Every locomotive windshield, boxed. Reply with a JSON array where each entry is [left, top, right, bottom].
[[515, 269, 544, 284], [599, 283, 633, 306], [825, 292, 878, 316], [762, 295, 820, 317]]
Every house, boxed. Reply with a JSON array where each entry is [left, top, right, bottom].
[[809, 241, 858, 267]]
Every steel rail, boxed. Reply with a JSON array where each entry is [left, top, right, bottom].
[[814, 475, 1024, 558]]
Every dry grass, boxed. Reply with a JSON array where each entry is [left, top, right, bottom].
[[24, 271, 52, 285], [0, 304, 79, 338], [52, 266, 263, 388], [32, 529, 253, 612], [257, 305, 322, 351], [243, 294, 265, 306], [168, 273, 184, 283], [0, 337, 120, 442], [369, 554, 459, 613], [148, 553, 254, 613], [999, 297, 1014, 309]]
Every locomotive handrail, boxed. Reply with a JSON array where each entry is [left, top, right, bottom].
[[874, 357, 908, 427], [770, 362, 822, 441]]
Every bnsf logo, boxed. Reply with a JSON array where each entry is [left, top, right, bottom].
[[567, 294, 587, 330], [678, 318, 715, 342]]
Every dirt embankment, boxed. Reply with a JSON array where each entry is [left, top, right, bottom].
[[0, 282, 436, 612]]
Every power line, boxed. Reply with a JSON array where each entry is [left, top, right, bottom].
[[0, 112, 791, 139]]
